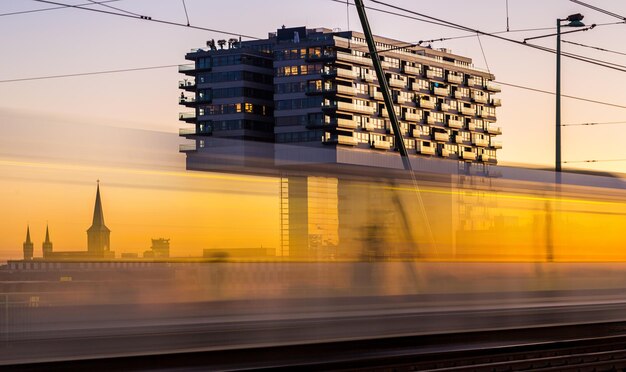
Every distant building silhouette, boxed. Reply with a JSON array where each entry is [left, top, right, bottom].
[[23, 226, 33, 261], [143, 238, 170, 258]]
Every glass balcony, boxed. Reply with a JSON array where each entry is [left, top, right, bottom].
[[179, 112, 196, 122], [179, 128, 196, 136], [402, 65, 422, 75], [178, 64, 196, 74], [454, 92, 467, 100], [434, 132, 449, 142], [388, 78, 406, 88], [472, 94, 488, 104], [418, 145, 436, 155], [337, 68, 357, 79], [448, 119, 463, 129], [336, 52, 371, 65], [486, 81, 502, 92], [486, 124, 502, 135], [472, 137, 490, 147], [434, 87, 449, 96], [338, 135, 358, 146], [426, 70, 442, 79], [419, 99, 435, 109], [179, 143, 197, 152], [372, 140, 391, 150], [460, 106, 475, 116], [491, 139, 503, 149], [447, 74, 463, 84], [178, 80, 196, 90], [461, 151, 476, 160], [404, 112, 421, 122]]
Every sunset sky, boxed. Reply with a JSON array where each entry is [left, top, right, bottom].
[[1, 0, 625, 261]]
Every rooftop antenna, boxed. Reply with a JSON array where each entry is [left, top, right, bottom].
[[181, 0, 190, 26], [506, 0, 510, 31]]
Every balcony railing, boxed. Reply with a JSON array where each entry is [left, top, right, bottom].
[[472, 94, 488, 104], [441, 103, 451, 112], [364, 74, 377, 82], [447, 74, 463, 84], [491, 98, 502, 106], [363, 122, 376, 131], [461, 151, 476, 160], [372, 140, 391, 150], [337, 68, 357, 79], [434, 87, 449, 96], [336, 118, 358, 129], [388, 78, 406, 88], [473, 137, 489, 147], [371, 90, 384, 100], [178, 80, 196, 89], [486, 124, 502, 135], [179, 112, 196, 121], [336, 52, 372, 65], [404, 112, 421, 122], [426, 70, 442, 79], [454, 91, 468, 100], [178, 64, 196, 74], [338, 135, 358, 146], [381, 108, 400, 118], [434, 132, 449, 142], [179, 96, 196, 104], [419, 99, 435, 109], [455, 135, 467, 144], [468, 121, 480, 131], [411, 82, 429, 92], [491, 140, 503, 149], [448, 119, 463, 129], [460, 106, 475, 116], [480, 153, 492, 162], [179, 143, 197, 152], [486, 81, 502, 92], [427, 116, 441, 125], [418, 145, 436, 155], [179, 128, 196, 135], [402, 65, 422, 75], [334, 101, 375, 114], [395, 95, 408, 104]]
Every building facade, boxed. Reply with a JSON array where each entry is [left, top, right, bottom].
[[179, 26, 502, 168]]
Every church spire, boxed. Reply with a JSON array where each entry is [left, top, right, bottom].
[[91, 180, 107, 228], [87, 180, 111, 257], [23, 225, 34, 260], [25, 225, 32, 244], [42, 224, 53, 257]]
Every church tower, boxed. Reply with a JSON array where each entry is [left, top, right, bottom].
[[87, 181, 111, 257], [42, 224, 53, 257], [23, 225, 34, 260]]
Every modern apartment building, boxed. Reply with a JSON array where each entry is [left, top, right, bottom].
[[179, 26, 502, 170]]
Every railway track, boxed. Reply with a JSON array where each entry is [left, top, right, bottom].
[[6, 322, 626, 371]]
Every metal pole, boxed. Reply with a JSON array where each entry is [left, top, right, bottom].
[[353, 0, 411, 171], [556, 19, 562, 177]]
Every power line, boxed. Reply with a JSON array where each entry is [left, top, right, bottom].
[[0, 0, 122, 17], [364, 0, 626, 74], [562, 40, 626, 57], [85, 0, 141, 17], [0, 64, 188, 83], [562, 121, 626, 127], [32, 0, 261, 39], [565, 159, 626, 163], [495, 81, 626, 110], [570, 0, 626, 22]]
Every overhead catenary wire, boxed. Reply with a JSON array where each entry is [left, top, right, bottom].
[[181, 0, 190, 26], [86, 0, 141, 17], [562, 121, 626, 127], [570, 0, 626, 22], [0, 64, 188, 83], [562, 40, 626, 57], [352, 0, 626, 74], [0, 0, 122, 17], [564, 159, 626, 163], [32, 0, 261, 39]]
